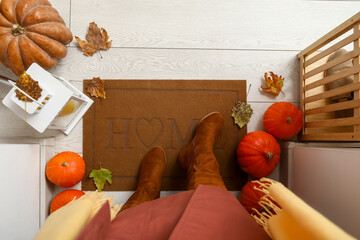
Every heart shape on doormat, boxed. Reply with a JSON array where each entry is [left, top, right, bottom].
[[135, 117, 163, 149]]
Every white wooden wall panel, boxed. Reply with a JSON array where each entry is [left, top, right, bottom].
[[49, 48, 300, 102], [49, 0, 71, 28], [70, 0, 360, 50]]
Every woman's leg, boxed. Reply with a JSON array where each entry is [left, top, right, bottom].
[[178, 112, 227, 190], [120, 146, 166, 212]]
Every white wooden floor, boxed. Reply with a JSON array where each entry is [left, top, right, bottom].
[[1, 0, 360, 201]]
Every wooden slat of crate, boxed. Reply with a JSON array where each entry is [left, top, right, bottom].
[[305, 116, 360, 128], [353, 23, 360, 134], [300, 132, 360, 141], [305, 99, 360, 115], [304, 82, 360, 104], [299, 55, 306, 135]]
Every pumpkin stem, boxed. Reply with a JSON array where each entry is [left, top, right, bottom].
[[266, 152, 273, 160], [11, 24, 25, 36], [62, 162, 68, 167], [286, 117, 292, 124]]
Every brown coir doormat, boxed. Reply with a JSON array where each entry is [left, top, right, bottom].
[[82, 80, 248, 191]]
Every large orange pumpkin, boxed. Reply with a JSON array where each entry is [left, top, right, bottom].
[[0, 0, 73, 75], [263, 102, 303, 140], [237, 131, 281, 178], [46, 151, 85, 188], [50, 189, 85, 213]]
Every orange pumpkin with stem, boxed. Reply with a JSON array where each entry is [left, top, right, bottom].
[[263, 102, 303, 140], [237, 131, 281, 178], [46, 151, 85, 188], [239, 179, 280, 216], [0, 0, 73, 75], [50, 189, 85, 213], [239, 180, 265, 214]]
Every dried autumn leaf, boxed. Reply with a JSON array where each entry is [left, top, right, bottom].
[[86, 77, 106, 99], [89, 167, 112, 192], [231, 101, 253, 128], [261, 72, 284, 96], [75, 22, 112, 57], [15, 72, 42, 102]]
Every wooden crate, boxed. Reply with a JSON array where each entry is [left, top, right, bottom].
[[298, 12, 360, 141]]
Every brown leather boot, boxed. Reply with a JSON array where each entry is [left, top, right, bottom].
[[120, 146, 166, 212], [178, 112, 227, 191]]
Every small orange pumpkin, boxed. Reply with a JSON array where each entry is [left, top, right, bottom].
[[46, 151, 85, 188], [239, 180, 265, 214], [239, 179, 279, 215], [50, 189, 85, 213], [263, 102, 303, 140], [0, 0, 73, 75]]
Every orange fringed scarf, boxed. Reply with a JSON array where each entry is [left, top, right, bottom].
[[251, 178, 356, 240]]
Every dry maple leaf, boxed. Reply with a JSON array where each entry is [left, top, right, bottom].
[[261, 72, 284, 96], [89, 166, 112, 192], [75, 22, 112, 57], [86, 77, 106, 99]]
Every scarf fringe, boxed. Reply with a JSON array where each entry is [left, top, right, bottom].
[[250, 178, 282, 238], [80, 191, 123, 221]]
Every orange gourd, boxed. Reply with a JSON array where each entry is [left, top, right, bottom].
[[238, 180, 265, 214], [50, 189, 85, 213], [237, 131, 281, 178], [46, 151, 85, 188], [263, 102, 303, 140], [239, 179, 279, 215], [0, 0, 73, 75]]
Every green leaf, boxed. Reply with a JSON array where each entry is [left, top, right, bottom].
[[231, 101, 253, 128], [89, 167, 112, 192]]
